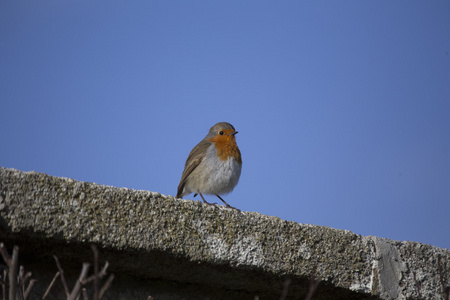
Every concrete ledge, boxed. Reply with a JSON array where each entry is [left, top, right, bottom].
[[0, 167, 448, 299]]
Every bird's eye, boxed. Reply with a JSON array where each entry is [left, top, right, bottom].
[[219, 131, 224, 135]]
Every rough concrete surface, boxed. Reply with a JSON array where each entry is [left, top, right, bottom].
[[0, 167, 448, 299]]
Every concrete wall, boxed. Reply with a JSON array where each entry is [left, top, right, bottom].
[[0, 167, 448, 299]]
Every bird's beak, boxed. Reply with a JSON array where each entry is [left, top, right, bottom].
[[231, 131, 238, 136]]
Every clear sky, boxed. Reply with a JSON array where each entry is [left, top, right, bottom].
[[1, 1, 449, 250]]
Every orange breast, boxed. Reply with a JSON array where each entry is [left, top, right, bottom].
[[208, 135, 242, 163]]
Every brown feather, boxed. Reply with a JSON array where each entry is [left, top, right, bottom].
[[176, 140, 211, 198]]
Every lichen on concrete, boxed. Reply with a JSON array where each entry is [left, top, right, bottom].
[[0, 167, 448, 300]]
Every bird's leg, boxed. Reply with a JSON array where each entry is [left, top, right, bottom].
[[199, 193, 216, 206], [215, 195, 240, 211]]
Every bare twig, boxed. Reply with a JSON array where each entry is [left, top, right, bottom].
[[82, 262, 109, 284], [18, 265, 24, 283], [1, 243, 115, 300], [19, 270, 32, 295], [2, 269, 7, 300], [23, 279, 36, 300], [304, 266, 320, 300], [99, 262, 109, 278], [91, 244, 99, 300], [9, 246, 19, 300], [68, 262, 90, 300], [53, 256, 70, 297], [22, 271, 32, 287], [17, 266, 24, 300], [279, 278, 291, 300], [0, 243, 12, 266], [42, 271, 60, 299], [82, 287, 88, 300], [98, 274, 114, 300], [20, 271, 33, 300]]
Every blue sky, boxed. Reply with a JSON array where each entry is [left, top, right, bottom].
[[1, 1, 449, 250]]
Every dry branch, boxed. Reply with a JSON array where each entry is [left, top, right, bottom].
[[279, 278, 291, 300], [81, 262, 109, 285], [68, 262, 90, 300], [53, 256, 70, 297], [82, 287, 88, 300], [0, 244, 12, 267], [23, 279, 36, 300], [9, 246, 19, 300], [42, 271, 60, 299], [91, 245, 99, 300], [98, 274, 114, 300]]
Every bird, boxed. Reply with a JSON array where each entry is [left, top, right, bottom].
[[176, 122, 242, 209]]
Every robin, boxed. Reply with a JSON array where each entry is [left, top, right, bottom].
[[176, 122, 242, 209]]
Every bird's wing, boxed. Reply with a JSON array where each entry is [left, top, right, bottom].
[[176, 141, 210, 198]]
